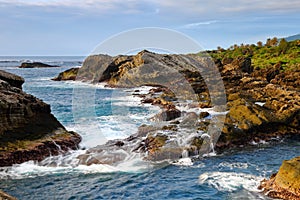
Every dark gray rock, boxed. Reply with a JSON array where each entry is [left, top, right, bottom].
[[0, 70, 24, 89], [0, 70, 81, 167], [19, 62, 59, 68]]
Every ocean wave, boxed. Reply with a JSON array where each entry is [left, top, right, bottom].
[[198, 171, 263, 192], [0, 149, 153, 180]]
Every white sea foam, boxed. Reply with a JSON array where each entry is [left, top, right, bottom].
[[0, 161, 119, 179], [172, 158, 193, 166], [250, 140, 269, 146], [0, 150, 152, 179], [176, 104, 228, 117], [69, 85, 159, 148], [218, 162, 249, 169], [198, 172, 263, 192], [69, 107, 158, 149]]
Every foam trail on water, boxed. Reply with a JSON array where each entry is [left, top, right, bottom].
[[198, 171, 263, 192], [0, 150, 153, 179]]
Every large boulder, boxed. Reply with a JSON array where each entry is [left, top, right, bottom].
[[0, 70, 81, 166], [259, 156, 300, 199]]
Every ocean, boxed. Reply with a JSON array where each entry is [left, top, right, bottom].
[[0, 56, 299, 200]]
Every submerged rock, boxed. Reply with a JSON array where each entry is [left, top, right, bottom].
[[0, 70, 81, 167], [19, 62, 59, 68], [259, 156, 300, 200]]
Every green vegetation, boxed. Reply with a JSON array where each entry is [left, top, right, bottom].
[[208, 37, 300, 70]]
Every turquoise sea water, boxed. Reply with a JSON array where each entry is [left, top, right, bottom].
[[0, 57, 299, 200]]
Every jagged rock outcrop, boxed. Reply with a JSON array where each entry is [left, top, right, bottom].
[[19, 62, 59, 68], [0, 70, 81, 167], [54, 51, 299, 163], [259, 156, 300, 200]]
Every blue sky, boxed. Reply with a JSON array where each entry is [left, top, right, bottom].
[[0, 0, 299, 55]]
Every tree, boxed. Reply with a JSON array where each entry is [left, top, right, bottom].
[[266, 37, 278, 47], [270, 37, 278, 46], [278, 38, 288, 54], [266, 38, 271, 47], [257, 41, 263, 47]]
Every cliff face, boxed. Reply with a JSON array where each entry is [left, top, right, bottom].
[[0, 70, 81, 167]]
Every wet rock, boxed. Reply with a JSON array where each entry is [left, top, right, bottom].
[[259, 156, 300, 200], [180, 112, 198, 128], [77, 147, 128, 165], [152, 108, 181, 121], [199, 112, 210, 119]]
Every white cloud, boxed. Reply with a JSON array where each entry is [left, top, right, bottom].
[[153, 0, 300, 16], [182, 20, 218, 29], [0, 0, 299, 18], [0, 0, 148, 13], [1, 0, 300, 12]]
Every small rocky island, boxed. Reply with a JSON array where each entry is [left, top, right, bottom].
[[0, 70, 81, 167], [19, 62, 59, 68]]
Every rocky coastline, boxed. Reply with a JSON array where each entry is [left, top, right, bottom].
[[31, 39, 300, 198], [53, 50, 299, 154], [0, 70, 81, 167]]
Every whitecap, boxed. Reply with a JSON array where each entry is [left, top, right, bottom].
[[198, 172, 263, 192]]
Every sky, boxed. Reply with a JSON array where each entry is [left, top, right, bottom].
[[0, 0, 299, 56]]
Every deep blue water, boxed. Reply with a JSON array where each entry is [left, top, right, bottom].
[[0, 57, 299, 200]]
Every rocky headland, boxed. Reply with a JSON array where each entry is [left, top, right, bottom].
[[53, 39, 300, 198], [0, 70, 81, 167], [53, 49, 299, 154]]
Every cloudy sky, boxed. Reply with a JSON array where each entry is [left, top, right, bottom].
[[0, 0, 299, 55]]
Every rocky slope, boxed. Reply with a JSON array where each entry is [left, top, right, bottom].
[[0, 70, 81, 167], [259, 156, 300, 199], [53, 49, 299, 164]]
